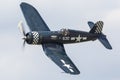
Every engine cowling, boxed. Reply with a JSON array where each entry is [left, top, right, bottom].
[[25, 31, 40, 45]]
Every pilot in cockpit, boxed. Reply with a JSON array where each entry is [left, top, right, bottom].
[[59, 28, 70, 36]]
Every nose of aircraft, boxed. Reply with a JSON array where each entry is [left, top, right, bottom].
[[25, 32, 33, 44]]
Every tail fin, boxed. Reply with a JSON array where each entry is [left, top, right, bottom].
[[88, 21, 112, 50], [89, 21, 103, 34]]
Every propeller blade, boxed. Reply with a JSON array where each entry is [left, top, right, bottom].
[[18, 21, 27, 50], [23, 40, 26, 47], [22, 40, 26, 51], [18, 21, 26, 36]]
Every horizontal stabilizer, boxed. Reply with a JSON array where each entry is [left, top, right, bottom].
[[98, 35, 112, 49], [88, 21, 94, 29]]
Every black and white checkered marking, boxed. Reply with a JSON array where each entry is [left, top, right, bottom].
[[32, 32, 39, 44], [95, 21, 103, 33]]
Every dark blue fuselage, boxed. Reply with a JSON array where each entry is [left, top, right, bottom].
[[26, 29, 99, 45]]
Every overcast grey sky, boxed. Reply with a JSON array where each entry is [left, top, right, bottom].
[[0, 0, 120, 80]]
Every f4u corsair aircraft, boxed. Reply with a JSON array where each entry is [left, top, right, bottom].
[[18, 2, 112, 75]]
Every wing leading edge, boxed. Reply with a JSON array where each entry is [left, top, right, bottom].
[[42, 43, 80, 75]]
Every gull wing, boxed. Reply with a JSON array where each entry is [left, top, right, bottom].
[[42, 43, 80, 75], [20, 2, 50, 31]]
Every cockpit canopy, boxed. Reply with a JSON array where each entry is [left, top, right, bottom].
[[59, 28, 70, 36]]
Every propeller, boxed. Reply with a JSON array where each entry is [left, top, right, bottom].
[[18, 21, 27, 48]]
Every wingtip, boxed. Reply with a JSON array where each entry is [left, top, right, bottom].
[[70, 70, 80, 75], [20, 2, 28, 5], [71, 72, 80, 75], [107, 46, 112, 50], [20, 2, 32, 7]]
